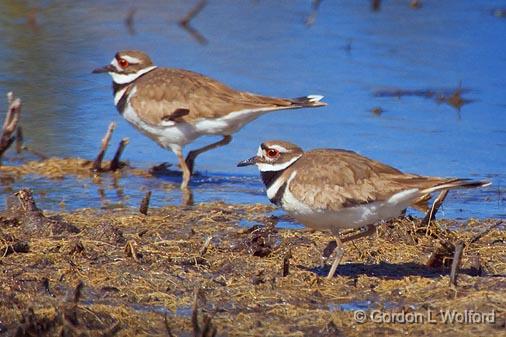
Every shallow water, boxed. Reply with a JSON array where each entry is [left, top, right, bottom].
[[0, 1, 504, 219]]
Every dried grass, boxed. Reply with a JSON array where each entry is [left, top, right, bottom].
[[0, 200, 504, 336]]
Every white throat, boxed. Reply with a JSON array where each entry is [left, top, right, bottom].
[[110, 66, 157, 84]]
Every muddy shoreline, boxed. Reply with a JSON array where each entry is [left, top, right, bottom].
[[0, 190, 504, 336]]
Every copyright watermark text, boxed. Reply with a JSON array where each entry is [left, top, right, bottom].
[[353, 309, 496, 324]]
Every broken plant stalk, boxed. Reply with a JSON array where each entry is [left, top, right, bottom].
[[92, 122, 116, 171], [139, 191, 152, 215], [109, 137, 129, 171], [0, 92, 22, 160], [449, 241, 464, 287], [179, 0, 208, 45], [16, 126, 23, 153]]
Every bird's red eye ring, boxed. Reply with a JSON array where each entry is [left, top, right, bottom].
[[266, 149, 279, 158], [118, 58, 129, 68]]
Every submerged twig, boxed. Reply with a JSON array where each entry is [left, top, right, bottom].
[[125, 7, 137, 35], [92, 122, 116, 172], [0, 92, 22, 160], [305, 0, 323, 27], [16, 126, 23, 153], [139, 191, 152, 215], [21, 145, 49, 160], [179, 0, 208, 45], [180, 0, 207, 26], [371, 0, 381, 11], [410, 0, 422, 9], [109, 137, 129, 171]]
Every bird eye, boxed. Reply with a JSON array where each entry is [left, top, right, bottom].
[[266, 149, 279, 158], [118, 58, 129, 68]]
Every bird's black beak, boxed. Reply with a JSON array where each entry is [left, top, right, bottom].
[[92, 64, 116, 74], [237, 156, 259, 167]]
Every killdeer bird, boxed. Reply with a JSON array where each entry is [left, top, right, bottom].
[[238, 140, 490, 278], [92, 50, 326, 189]]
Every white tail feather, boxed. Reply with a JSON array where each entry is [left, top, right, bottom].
[[307, 95, 324, 102]]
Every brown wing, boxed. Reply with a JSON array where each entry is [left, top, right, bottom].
[[288, 149, 447, 210], [130, 68, 295, 126]]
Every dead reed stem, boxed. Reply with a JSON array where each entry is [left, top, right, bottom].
[[139, 191, 152, 215], [109, 137, 129, 171], [92, 122, 116, 172], [0, 92, 22, 160]]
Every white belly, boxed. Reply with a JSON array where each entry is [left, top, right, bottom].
[[123, 101, 198, 150], [122, 95, 278, 149], [281, 186, 420, 233]]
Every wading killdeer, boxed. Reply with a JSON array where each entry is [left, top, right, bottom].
[[92, 50, 326, 189], [238, 140, 490, 278]]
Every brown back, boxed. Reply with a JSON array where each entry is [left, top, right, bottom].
[[288, 149, 448, 210], [130, 68, 294, 125]]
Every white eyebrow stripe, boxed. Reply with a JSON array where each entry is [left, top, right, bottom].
[[256, 146, 263, 156], [269, 145, 288, 153], [121, 55, 141, 64]]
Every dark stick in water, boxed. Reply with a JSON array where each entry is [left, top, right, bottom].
[[21, 145, 49, 160], [179, 0, 208, 45], [16, 126, 23, 153], [109, 137, 129, 171], [180, 0, 207, 26], [371, 0, 381, 11], [0, 92, 21, 160], [125, 7, 137, 35], [140, 191, 152, 215], [305, 0, 323, 27], [92, 122, 116, 172]]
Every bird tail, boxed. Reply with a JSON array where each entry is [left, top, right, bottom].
[[420, 178, 491, 195], [290, 95, 327, 107]]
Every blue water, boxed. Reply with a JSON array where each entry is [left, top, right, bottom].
[[0, 1, 504, 219]]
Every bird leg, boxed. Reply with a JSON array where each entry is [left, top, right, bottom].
[[327, 235, 345, 279], [176, 148, 192, 190], [422, 189, 449, 228], [185, 135, 232, 174], [326, 224, 377, 279]]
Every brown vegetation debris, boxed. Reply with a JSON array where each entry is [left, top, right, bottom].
[[0, 201, 503, 336]]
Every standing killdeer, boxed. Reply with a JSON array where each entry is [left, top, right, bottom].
[[92, 50, 326, 189], [238, 140, 490, 278]]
